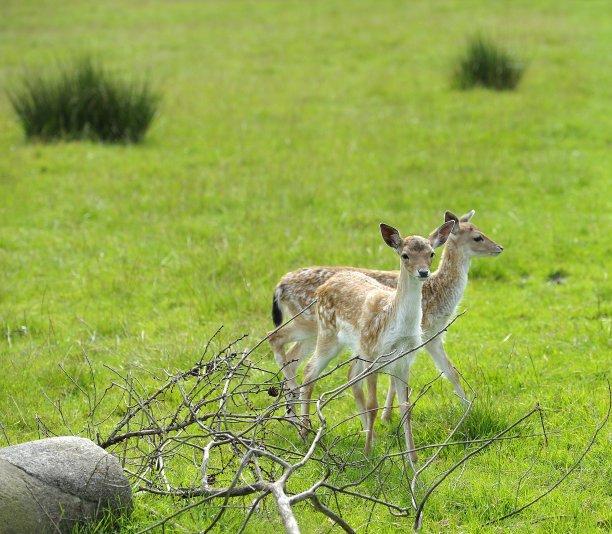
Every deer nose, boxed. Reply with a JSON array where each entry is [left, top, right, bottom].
[[418, 269, 430, 279]]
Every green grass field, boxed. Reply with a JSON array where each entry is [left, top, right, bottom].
[[1, 1, 611, 532]]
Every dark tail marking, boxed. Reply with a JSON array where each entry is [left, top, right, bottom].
[[272, 287, 283, 327]]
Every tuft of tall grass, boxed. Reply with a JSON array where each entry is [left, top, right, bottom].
[[452, 33, 525, 91], [456, 396, 515, 441], [8, 57, 159, 143]]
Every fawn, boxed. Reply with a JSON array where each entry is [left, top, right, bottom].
[[350, 210, 504, 440], [268, 211, 503, 430], [299, 221, 456, 461]]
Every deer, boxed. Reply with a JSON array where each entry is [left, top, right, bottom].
[[268, 211, 503, 432], [299, 220, 456, 462], [350, 210, 504, 438], [268, 265, 397, 419]]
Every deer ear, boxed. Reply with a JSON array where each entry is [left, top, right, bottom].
[[459, 210, 475, 222], [428, 221, 455, 248], [444, 211, 460, 234], [380, 223, 402, 250]]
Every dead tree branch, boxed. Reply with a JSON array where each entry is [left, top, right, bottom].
[[13, 309, 609, 533]]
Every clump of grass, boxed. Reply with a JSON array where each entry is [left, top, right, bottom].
[[8, 57, 159, 143], [456, 396, 514, 441], [452, 33, 525, 90]]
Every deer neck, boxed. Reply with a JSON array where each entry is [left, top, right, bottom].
[[436, 236, 471, 287], [422, 236, 471, 327], [390, 267, 423, 334]]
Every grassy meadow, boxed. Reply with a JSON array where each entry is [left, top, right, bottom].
[[1, 0, 611, 532]]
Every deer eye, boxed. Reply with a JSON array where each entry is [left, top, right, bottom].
[[430, 252, 435, 258], [474, 236, 484, 242], [401, 253, 409, 260]]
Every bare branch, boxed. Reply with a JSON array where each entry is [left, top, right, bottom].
[[483, 380, 611, 527], [12, 322, 608, 534]]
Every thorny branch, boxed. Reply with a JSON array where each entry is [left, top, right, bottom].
[[14, 308, 611, 533]]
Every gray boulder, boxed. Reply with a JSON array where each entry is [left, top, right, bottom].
[[0, 436, 132, 534]]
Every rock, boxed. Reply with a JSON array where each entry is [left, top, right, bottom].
[[0, 436, 132, 534]]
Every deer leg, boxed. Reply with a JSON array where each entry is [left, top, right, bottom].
[[394, 374, 417, 465], [268, 315, 316, 379], [283, 337, 316, 420], [300, 335, 342, 439], [424, 337, 466, 401], [268, 317, 318, 421], [364, 370, 379, 454], [348, 359, 369, 434], [381, 376, 396, 423]]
